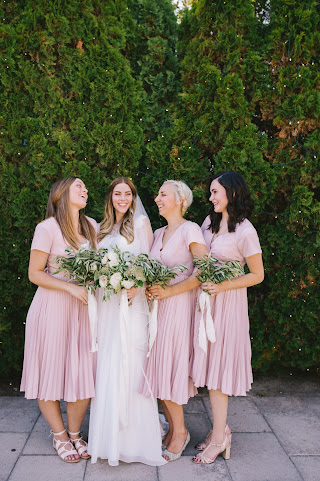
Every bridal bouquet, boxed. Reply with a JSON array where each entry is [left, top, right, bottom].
[[193, 254, 244, 354], [97, 246, 151, 301]]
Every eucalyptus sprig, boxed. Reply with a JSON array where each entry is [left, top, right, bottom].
[[193, 254, 244, 287], [144, 258, 188, 288]]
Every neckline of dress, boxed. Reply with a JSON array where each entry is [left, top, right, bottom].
[[160, 221, 189, 251]]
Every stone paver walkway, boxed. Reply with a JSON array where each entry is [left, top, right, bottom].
[[1, 374, 320, 481]]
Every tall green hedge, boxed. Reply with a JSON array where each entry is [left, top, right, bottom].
[[177, 0, 320, 371], [0, 0, 319, 376], [0, 0, 146, 373]]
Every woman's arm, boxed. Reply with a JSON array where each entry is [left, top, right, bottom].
[[147, 242, 209, 300], [29, 250, 88, 304], [201, 253, 264, 295]]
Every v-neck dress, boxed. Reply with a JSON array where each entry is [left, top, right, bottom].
[[20, 216, 97, 402], [140, 221, 206, 405], [191, 216, 262, 396]]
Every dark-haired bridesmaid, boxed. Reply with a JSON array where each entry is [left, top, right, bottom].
[[192, 171, 264, 465]]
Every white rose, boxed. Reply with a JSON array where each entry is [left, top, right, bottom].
[[121, 279, 135, 289], [101, 254, 108, 265], [109, 272, 122, 290], [99, 275, 108, 288], [108, 251, 119, 267], [90, 262, 97, 271]]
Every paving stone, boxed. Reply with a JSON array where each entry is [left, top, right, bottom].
[[203, 395, 271, 433], [0, 397, 39, 433], [8, 455, 85, 481], [184, 396, 206, 413], [184, 413, 211, 456], [85, 459, 157, 481], [301, 397, 320, 419], [227, 433, 302, 481], [0, 432, 28, 481], [291, 455, 320, 481], [158, 455, 232, 481], [254, 397, 320, 455]]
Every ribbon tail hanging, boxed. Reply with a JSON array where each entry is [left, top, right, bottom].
[[198, 291, 208, 354], [87, 289, 98, 352], [147, 299, 158, 358], [204, 292, 216, 344], [119, 289, 130, 430]]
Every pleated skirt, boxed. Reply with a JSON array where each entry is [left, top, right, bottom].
[[140, 288, 197, 405], [192, 287, 253, 397], [20, 285, 96, 402]]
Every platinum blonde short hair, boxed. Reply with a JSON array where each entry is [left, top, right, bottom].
[[164, 180, 193, 215]]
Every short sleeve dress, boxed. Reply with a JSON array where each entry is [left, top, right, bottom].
[[192, 217, 262, 396], [20, 216, 97, 402], [140, 221, 206, 405]]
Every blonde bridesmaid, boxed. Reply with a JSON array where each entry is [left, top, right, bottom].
[[141, 180, 208, 462]]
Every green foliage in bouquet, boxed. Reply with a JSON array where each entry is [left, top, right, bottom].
[[143, 258, 188, 288], [193, 255, 244, 288], [54, 246, 107, 291]]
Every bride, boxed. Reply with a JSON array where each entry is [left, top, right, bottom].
[[88, 177, 166, 466]]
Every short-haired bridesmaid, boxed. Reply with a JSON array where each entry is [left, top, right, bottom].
[[141, 180, 208, 462]]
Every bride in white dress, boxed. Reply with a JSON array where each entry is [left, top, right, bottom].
[[88, 177, 166, 466]]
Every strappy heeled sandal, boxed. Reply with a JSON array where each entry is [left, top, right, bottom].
[[195, 424, 232, 451], [68, 429, 91, 459], [192, 433, 231, 465], [162, 431, 190, 462], [50, 428, 80, 463]]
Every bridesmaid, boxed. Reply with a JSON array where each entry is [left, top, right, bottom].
[[20, 177, 97, 463], [141, 180, 208, 462], [192, 170, 264, 465]]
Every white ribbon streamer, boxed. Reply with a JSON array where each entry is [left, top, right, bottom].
[[87, 289, 98, 352], [198, 291, 216, 354], [119, 289, 130, 430], [147, 299, 158, 357]]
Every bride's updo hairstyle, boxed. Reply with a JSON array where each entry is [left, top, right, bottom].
[[208, 170, 254, 234], [164, 180, 193, 215], [98, 177, 137, 244], [46, 177, 97, 249]]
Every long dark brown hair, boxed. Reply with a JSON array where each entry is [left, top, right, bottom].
[[46, 177, 97, 249], [208, 171, 254, 233], [98, 177, 137, 244]]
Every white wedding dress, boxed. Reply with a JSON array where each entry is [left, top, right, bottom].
[[88, 215, 166, 466]]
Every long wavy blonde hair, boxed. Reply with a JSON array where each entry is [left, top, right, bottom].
[[98, 177, 137, 244], [46, 177, 97, 249]]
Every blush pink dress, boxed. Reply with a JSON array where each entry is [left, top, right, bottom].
[[140, 221, 206, 405], [20, 216, 97, 402], [192, 217, 262, 396]]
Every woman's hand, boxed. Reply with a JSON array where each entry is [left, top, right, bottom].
[[146, 284, 173, 300], [127, 286, 140, 304], [66, 283, 88, 304], [201, 281, 227, 296]]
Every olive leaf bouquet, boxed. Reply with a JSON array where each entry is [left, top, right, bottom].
[[193, 254, 244, 292], [54, 245, 106, 293]]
